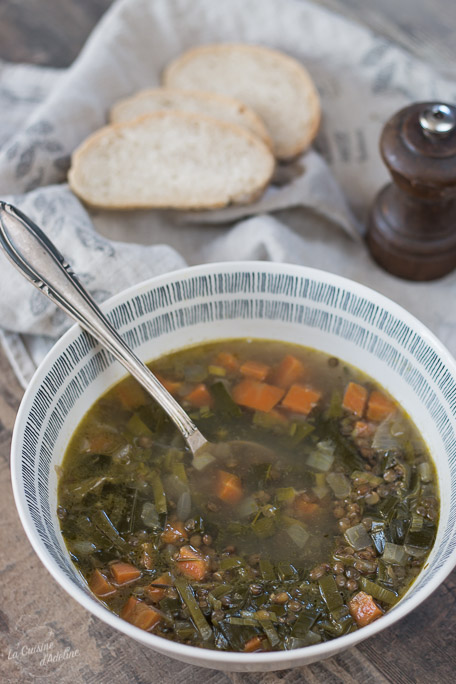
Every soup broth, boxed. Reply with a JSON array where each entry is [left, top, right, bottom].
[[58, 339, 438, 652]]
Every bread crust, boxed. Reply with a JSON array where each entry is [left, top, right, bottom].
[[68, 110, 275, 210], [110, 87, 273, 149], [163, 43, 321, 160]]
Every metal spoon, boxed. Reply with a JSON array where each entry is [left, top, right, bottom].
[[0, 202, 272, 462]]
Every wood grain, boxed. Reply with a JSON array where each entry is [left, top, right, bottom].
[[0, 0, 111, 67], [313, 0, 456, 80], [0, 1, 455, 683]]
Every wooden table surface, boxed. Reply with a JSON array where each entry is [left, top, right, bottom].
[[0, 1, 455, 682]]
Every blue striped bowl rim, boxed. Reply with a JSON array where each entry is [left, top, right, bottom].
[[11, 262, 456, 670]]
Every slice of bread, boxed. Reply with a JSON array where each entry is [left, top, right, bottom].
[[110, 87, 272, 149], [68, 111, 275, 210], [163, 44, 321, 160]]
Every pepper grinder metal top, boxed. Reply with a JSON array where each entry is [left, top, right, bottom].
[[419, 104, 456, 136], [366, 101, 456, 281]]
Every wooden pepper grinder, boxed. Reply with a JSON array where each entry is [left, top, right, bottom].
[[367, 101, 456, 280]]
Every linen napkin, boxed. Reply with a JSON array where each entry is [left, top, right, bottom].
[[1, 0, 456, 389]]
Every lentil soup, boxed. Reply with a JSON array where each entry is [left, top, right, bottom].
[[57, 339, 438, 652]]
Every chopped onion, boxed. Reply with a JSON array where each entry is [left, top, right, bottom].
[[164, 473, 187, 499], [286, 522, 309, 548], [372, 417, 401, 451], [390, 418, 407, 437], [192, 450, 216, 471], [72, 541, 97, 555], [140, 501, 159, 528], [177, 491, 192, 521], [326, 472, 351, 499], [418, 462, 433, 483], [237, 496, 259, 518], [306, 440, 335, 472], [382, 541, 408, 565], [312, 485, 330, 500], [344, 523, 372, 550]]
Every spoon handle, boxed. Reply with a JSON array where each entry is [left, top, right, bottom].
[[0, 202, 206, 453]]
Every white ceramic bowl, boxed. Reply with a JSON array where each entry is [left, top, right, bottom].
[[11, 262, 456, 672]]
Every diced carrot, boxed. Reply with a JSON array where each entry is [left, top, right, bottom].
[[215, 470, 243, 504], [110, 562, 142, 585], [86, 430, 119, 454], [348, 591, 383, 627], [366, 391, 396, 422], [121, 596, 140, 622], [133, 604, 160, 630], [156, 373, 182, 395], [89, 569, 116, 597], [232, 379, 285, 412], [176, 545, 209, 581], [145, 573, 172, 603], [121, 597, 161, 631], [116, 379, 147, 410], [240, 360, 270, 381], [120, 595, 137, 621], [274, 354, 305, 388], [294, 494, 319, 518], [243, 635, 267, 652], [342, 382, 368, 417], [184, 383, 213, 408], [161, 521, 188, 544], [281, 384, 321, 415], [215, 352, 239, 373]]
